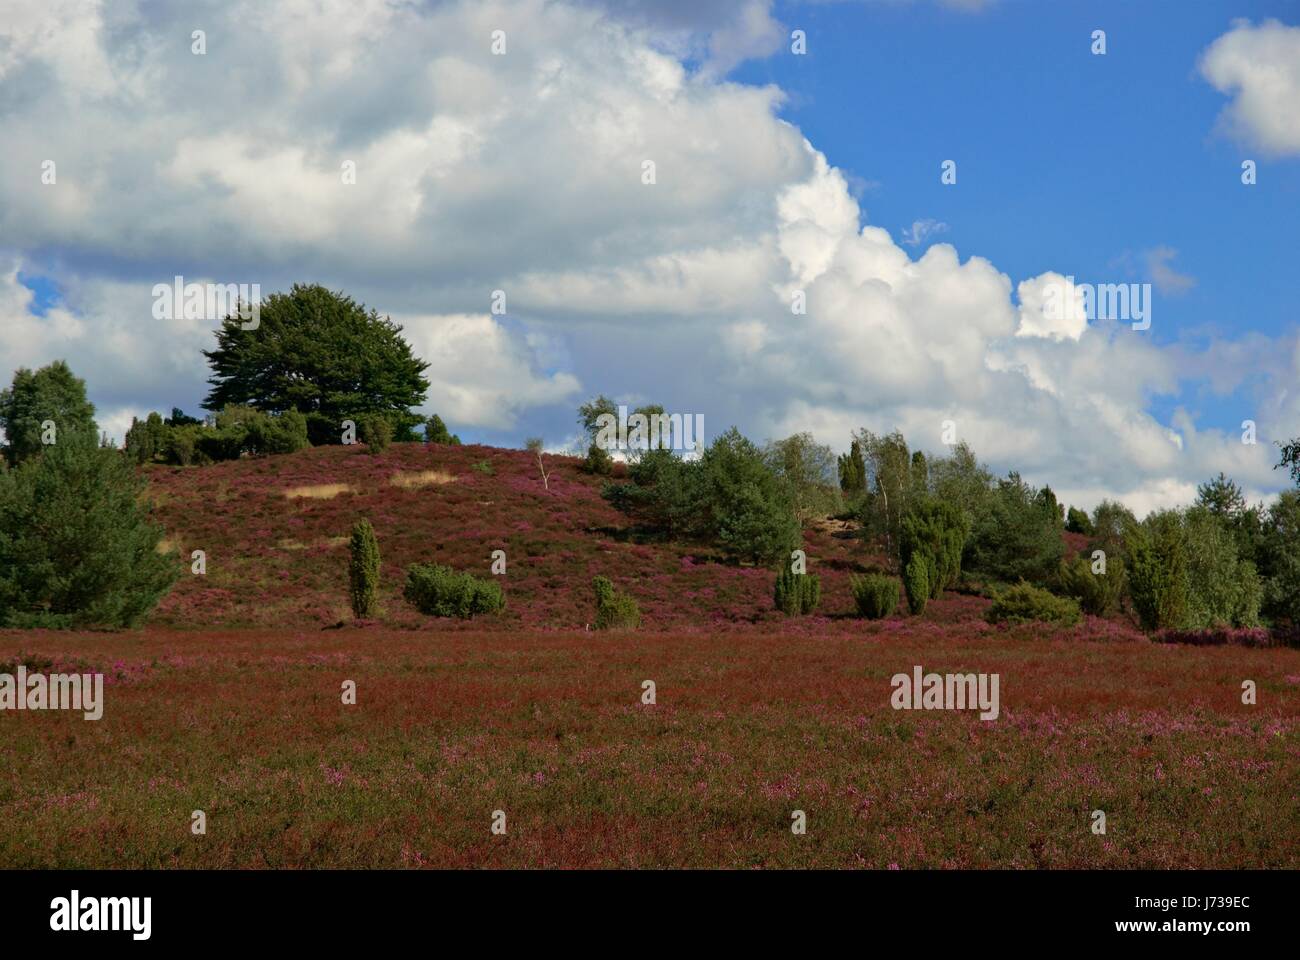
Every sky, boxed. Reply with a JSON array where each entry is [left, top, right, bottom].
[[1, 0, 1297, 515]]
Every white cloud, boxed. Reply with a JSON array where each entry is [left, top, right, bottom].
[[1200, 19, 1300, 156], [0, 0, 1291, 514]]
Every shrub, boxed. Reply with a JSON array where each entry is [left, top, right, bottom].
[[0, 437, 178, 628], [986, 582, 1081, 627], [899, 496, 970, 600], [850, 573, 898, 619], [425, 414, 461, 445], [903, 553, 930, 616], [1126, 514, 1188, 631], [774, 565, 820, 615], [1056, 553, 1124, 617], [471, 459, 495, 476], [359, 415, 393, 454], [1065, 506, 1093, 536], [593, 576, 640, 630], [964, 473, 1065, 586], [348, 519, 380, 619], [403, 563, 504, 618], [581, 441, 614, 476]]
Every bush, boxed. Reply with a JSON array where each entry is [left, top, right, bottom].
[[1126, 514, 1188, 631], [581, 441, 614, 475], [403, 563, 504, 618], [348, 519, 380, 619], [425, 414, 461, 445], [850, 573, 898, 619], [0, 437, 178, 628], [1056, 552, 1124, 617], [593, 576, 640, 630], [774, 565, 821, 615], [899, 496, 970, 601], [359, 415, 393, 454], [965, 473, 1065, 586], [1065, 506, 1094, 535], [903, 553, 930, 616], [986, 582, 1081, 627]]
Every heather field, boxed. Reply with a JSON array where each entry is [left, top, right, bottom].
[[2, 622, 1297, 869]]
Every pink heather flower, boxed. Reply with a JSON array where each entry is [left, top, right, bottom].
[[888, 863, 900, 870]]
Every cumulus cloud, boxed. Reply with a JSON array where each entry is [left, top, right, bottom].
[[1199, 19, 1300, 156], [900, 219, 949, 248], [0, 0, 1291, 513]]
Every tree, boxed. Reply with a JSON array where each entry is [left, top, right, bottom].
[[929, 441, 993, 531], [0, 361, 98, 467], [698, 428, 800, 564], [1196, 472, 1246, 519], [837, 440, 866, 495], [348, 519, 380, 619], [526, 437, 550, 490], [0, 435, 178, 627], [425, 414, 460, 445], [1259, 490, 1300, 625], [1065, 506, 1094, 536], [202, 284, 429, 443], [853, 429, 912, 566], [1277, 437, 1300, 487], [964, 472, 1065, 586], [764, 432, 839, 522], [899, 496, 971, 600], [1126, 511, 1188, 632]]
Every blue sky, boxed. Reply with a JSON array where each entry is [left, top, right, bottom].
[[1, 0, 1297, 513]]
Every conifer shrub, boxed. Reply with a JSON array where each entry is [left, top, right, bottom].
[[404, 563, 504, 618], [986, 581, 1081, 627], [903, 553, 930, 616], [774, 565, 821, 615], [348, 519, 380, 619], [359, 415, 393, 454], [1056, 553, 1124, 617], [850, 573, 899, 619], [593, 576, 640, 630]]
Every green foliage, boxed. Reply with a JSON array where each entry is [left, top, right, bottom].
[[593, 576, 640, 630], [1056, 552, 1124, 617], [581, 440, 614, 475], [837, 440, 866, 494], [1065, 506, 1093, 536], [1126, 512, 1189, 631], [853, 429, 913, 564], [903, 553, 930, 616], [603, 428, 799, 565], [1279, 436, 1300, 487], [1182, 506, 1261, 629], [899, 496, 970, 600], [774, 564, 821, 615], [986, 581, 1081, 627], [424, 414, 461, 445], [964, 473, 1065, 586], [849, 572, 899, 619], [0, 361, 98, 467], [1196, 472, 1246, 518], [1259, 490, 1300, 624], [928, 441, 994, 530], [403, 563, 504, 619], [195, 405, 310, 461], [470, 459, 495, 476], [125, 411, 168, 465], [359, 414, 393, 454], [765, 433, 840, 522], [0, 437, 177, 628], [202, 284, 429, 442], [348, 519, 380, 619]]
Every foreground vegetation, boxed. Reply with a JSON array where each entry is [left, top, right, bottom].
[[1, 624, 1295, 869]]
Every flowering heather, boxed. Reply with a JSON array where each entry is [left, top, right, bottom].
[[0, 625, 1295, 868]]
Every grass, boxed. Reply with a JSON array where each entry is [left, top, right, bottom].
[[389, 469, 456, 489], [0, 625, 1295, 868]]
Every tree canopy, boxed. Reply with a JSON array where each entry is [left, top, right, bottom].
[[202, 284, 429, 443]]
